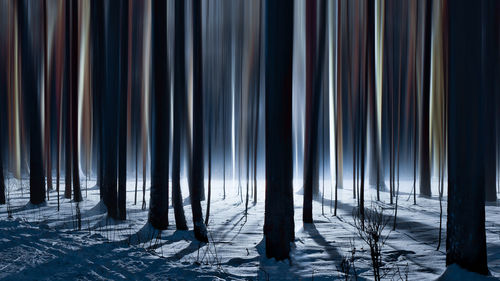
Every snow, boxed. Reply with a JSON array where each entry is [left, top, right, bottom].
[[0, 177, 499, 280], [437, 264, 498, 281]]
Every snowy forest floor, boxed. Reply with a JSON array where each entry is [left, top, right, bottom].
[[0, 177, 500, 280]]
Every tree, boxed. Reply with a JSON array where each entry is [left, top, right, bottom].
[[334, 0, 343, 216], [18, 0, 46, 205], [303, 0, 326, 224], [0, 9, 5, 205], [446, 0, 490, 274], [419, 0, 432, 197], [55, 0, 67, 210], [91, 0, 105, 204], [171, 0, 188, 231], [102, 1, 122, 219], [0, 104, 4, 204], [483, 0, 498, 203], [64, 0, 72, 200], [191, 0, 208, 243], [70, 0, 82, 203], [117, 0, 130, 220], [264, 0, 294, 260], [149, 0, 169, 230], [0, 144, 4, 204], [43, 0, 52, 197]]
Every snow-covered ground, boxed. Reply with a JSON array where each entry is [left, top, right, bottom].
[[0, 176, 499, 280]]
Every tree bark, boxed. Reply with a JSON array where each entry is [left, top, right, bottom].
[[303, 0, 327, 224], [264, 0, 294, 261], [0, 122, 4, 204], [483, 0, 498, 203], [91, 0, 105, 202], [117, 0, 129, 220], [43, 0, 52, 196], [419, 0, 432, 197], [149, 0, 170, 229], [64, 1, 72, 200], [18, 0, 46, 205], [102, 2, 121, 219], [171, 0, 188, 231], [70, 0, 82, 203], [446, 0, 488, 274], [191, 0, 208, 243]]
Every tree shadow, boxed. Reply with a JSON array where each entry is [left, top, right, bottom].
[[302, 223, 343, 263], [316, 195, 443, 247]]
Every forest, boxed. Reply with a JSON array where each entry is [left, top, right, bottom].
[[0, 0, 499, 280]]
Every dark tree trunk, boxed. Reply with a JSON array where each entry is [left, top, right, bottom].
[[419, 0, 432, 197], [0, 146, 4, 204], [91, 0, 105, 201], [206, 106, 212, 225], [102, 2, 121, 219], [334, 0, 342, 216], [149, 0, 170, 229], [303, 0, 327, 224], [191, 0, 208, 243], [117, 0, 130, 220], [64, 1, 72, 200], [446, 0, 489, 274], [0, 120, 4, 204], [264, 0, 294, 261], [0, 4, 6, 205], [172, 0, 188, 231], [18, 0, 46, 205], [303, 0, 318, 224], [483, 0, 498, 203], [70, 0, 82, 203]]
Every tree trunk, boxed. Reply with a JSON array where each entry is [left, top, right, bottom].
[[171, 0, 188, 231], [264, 0, 294, 261], [303, 0, 318, 224], [64, 0, 72, 200], [103, 2, 121, 219], [191, 0, 208, 243], [0, 124, 5, 204], [483, 0, 498, 203], [419, 0, 432, 197], [43, 0, 52, 196], [70, 0, 82, 203], [446, 0, 488, 274], [18, 0, 46, 205], [303, 0, 326, 224], [334, 0, 342, 216], [117, 0, 129, 220], [91, 0, 105, 203], [149, 0, 170, 229]]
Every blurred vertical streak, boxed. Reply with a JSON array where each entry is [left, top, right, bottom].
[[10, 0, 21, 179], [43, 0, 52, 195], [78, 0, 91, 195], [141, 0, 151, 210], [328, 0, 336, 204], [231, 0, 236, 190], [55, 0, 65, 208], [375, 0, 384, 194]]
